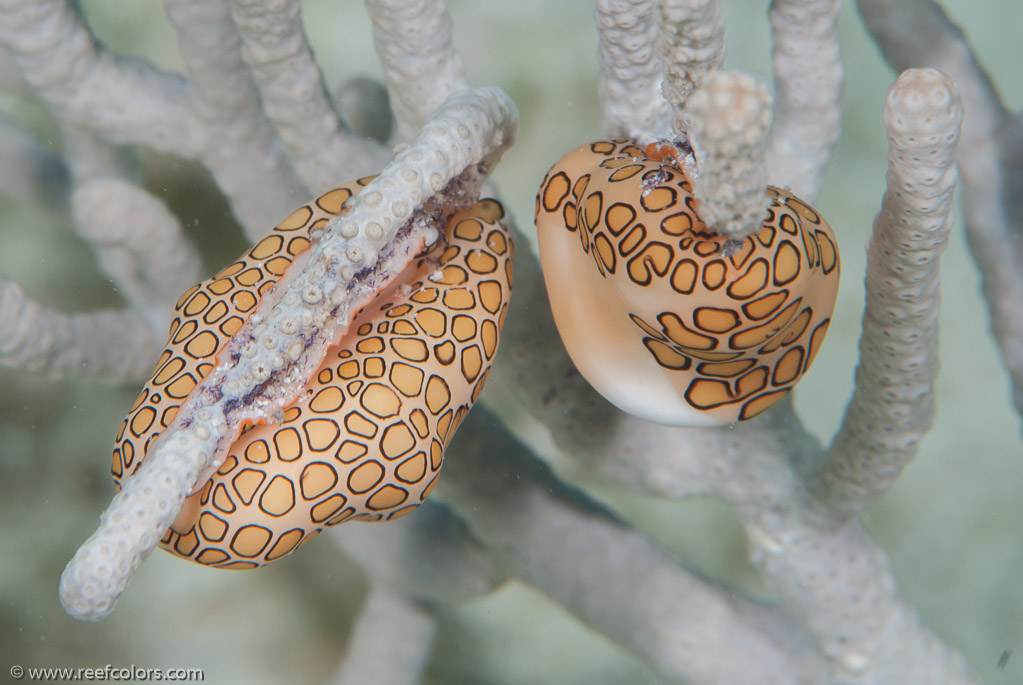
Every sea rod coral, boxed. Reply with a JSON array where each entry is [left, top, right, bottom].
[[0, 0, 1017, 683]]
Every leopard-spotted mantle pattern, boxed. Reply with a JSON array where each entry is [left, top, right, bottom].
[[535, 139, 839, 426], [112, 178, 512, 569]]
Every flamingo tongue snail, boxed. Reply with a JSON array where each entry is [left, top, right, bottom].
[[535, 140, 839, 426], [113, 178, 513, 569]]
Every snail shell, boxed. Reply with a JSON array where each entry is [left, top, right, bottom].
[[535, 140, 839, 426], [113, 178, 513, 568]]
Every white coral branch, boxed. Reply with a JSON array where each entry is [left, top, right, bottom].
[[655, 0, 726, 136], [766, 0, 843, 201], [366, 0, 468, 142], [813, 67, 961, 520], [58, 123, 137, 183], [748, 500, 975, 684], [332, 501, 506, 604], [595, 0, 671, 142], [330, 585, 437, 685], [441, 408, 828, 684], [0, 0, 190, 148], [227, 0, 390, 191], [857, 0, 1023, 428], [71, 178, 203, 314], [0, 278, 160, 382], [685, 71, 773, 237], [56, 124, 202, 325], [164, 0, 306, 240], [677, 401, 977, 685], [0, 0, 309, 241]]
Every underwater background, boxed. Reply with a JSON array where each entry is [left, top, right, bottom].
[[0, 1, 1021, 683]]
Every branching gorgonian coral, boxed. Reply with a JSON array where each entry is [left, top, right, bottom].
[[0, 0, 1009, 683]]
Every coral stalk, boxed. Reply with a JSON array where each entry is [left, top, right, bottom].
[[0, 0, 190, 149], [0, 279, 160, 382], [332, 501, 505, 603], [330, 585, 437, 685], [766, 0, 843, 201], [70, 178, 203, 316], [366, 0, 468, 142], [440, 407, 827, 685], [228, 0, 390, 191], [856, 0, 1023, 429], [684, 70, 773, 237], [164, 0, 306, 239], [654, 0, 726, 136], [595, 0, 671, 142], [812, 68, 962, 521]]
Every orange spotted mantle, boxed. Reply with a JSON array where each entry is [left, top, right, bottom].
[[112, 178, 512, 568], [535, 140, 839, 426]]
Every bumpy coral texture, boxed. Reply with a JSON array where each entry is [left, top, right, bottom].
[[113, 179, 512, 568], [535, 139, 839, 424]]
